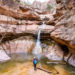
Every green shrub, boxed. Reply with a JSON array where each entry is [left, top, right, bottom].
[[47, 4, 53, 10], [16, 0, 20, 3]]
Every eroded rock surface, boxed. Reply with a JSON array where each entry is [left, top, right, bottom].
[[45, 43, 64, 60], [50, 0, 75, 66], [0, 36, 35, 54], [0, 5, 40, 20], [51, 0, 75, 55], [0, 24, 55, 35]]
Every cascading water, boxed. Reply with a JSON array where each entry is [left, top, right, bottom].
[[32, 22, 46, 59]]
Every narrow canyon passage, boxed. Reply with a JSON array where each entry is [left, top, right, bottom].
[[0, 0, 75, 75]]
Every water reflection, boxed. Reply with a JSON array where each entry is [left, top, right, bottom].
[[0, 55, 75, 75]]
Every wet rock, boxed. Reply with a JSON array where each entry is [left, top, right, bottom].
[[45, 43, 64, 60]]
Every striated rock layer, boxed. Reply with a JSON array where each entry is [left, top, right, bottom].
[[0, 36, 35, 54], [0, 5, 40, 20], [51, 0, 75, 55], [50, 0, 75, 66]]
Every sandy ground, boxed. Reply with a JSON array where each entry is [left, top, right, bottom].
[[0, 61, 72, 75], [0, 62, 52, 75], [29, 69, 51, 75]]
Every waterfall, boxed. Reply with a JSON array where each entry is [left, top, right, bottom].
[[32, 22, 46, 56]]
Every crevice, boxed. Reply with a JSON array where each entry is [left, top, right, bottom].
[[60, 45, 69, 55], [59, 44, 69, 61]]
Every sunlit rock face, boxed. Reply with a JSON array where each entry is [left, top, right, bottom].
[[32, 1, 49, 10], [45, 43, 64, 60], [20, 0, 56, 14], [20, 0, 50, 5], [0, 37, 35, 54]]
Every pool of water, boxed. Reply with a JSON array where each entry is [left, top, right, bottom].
[[40, 58, 75, 75], [0, 57, 75, 75]]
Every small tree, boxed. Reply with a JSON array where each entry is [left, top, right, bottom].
[[16, 0, 20, 3], [47, 4, 53, 10]]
